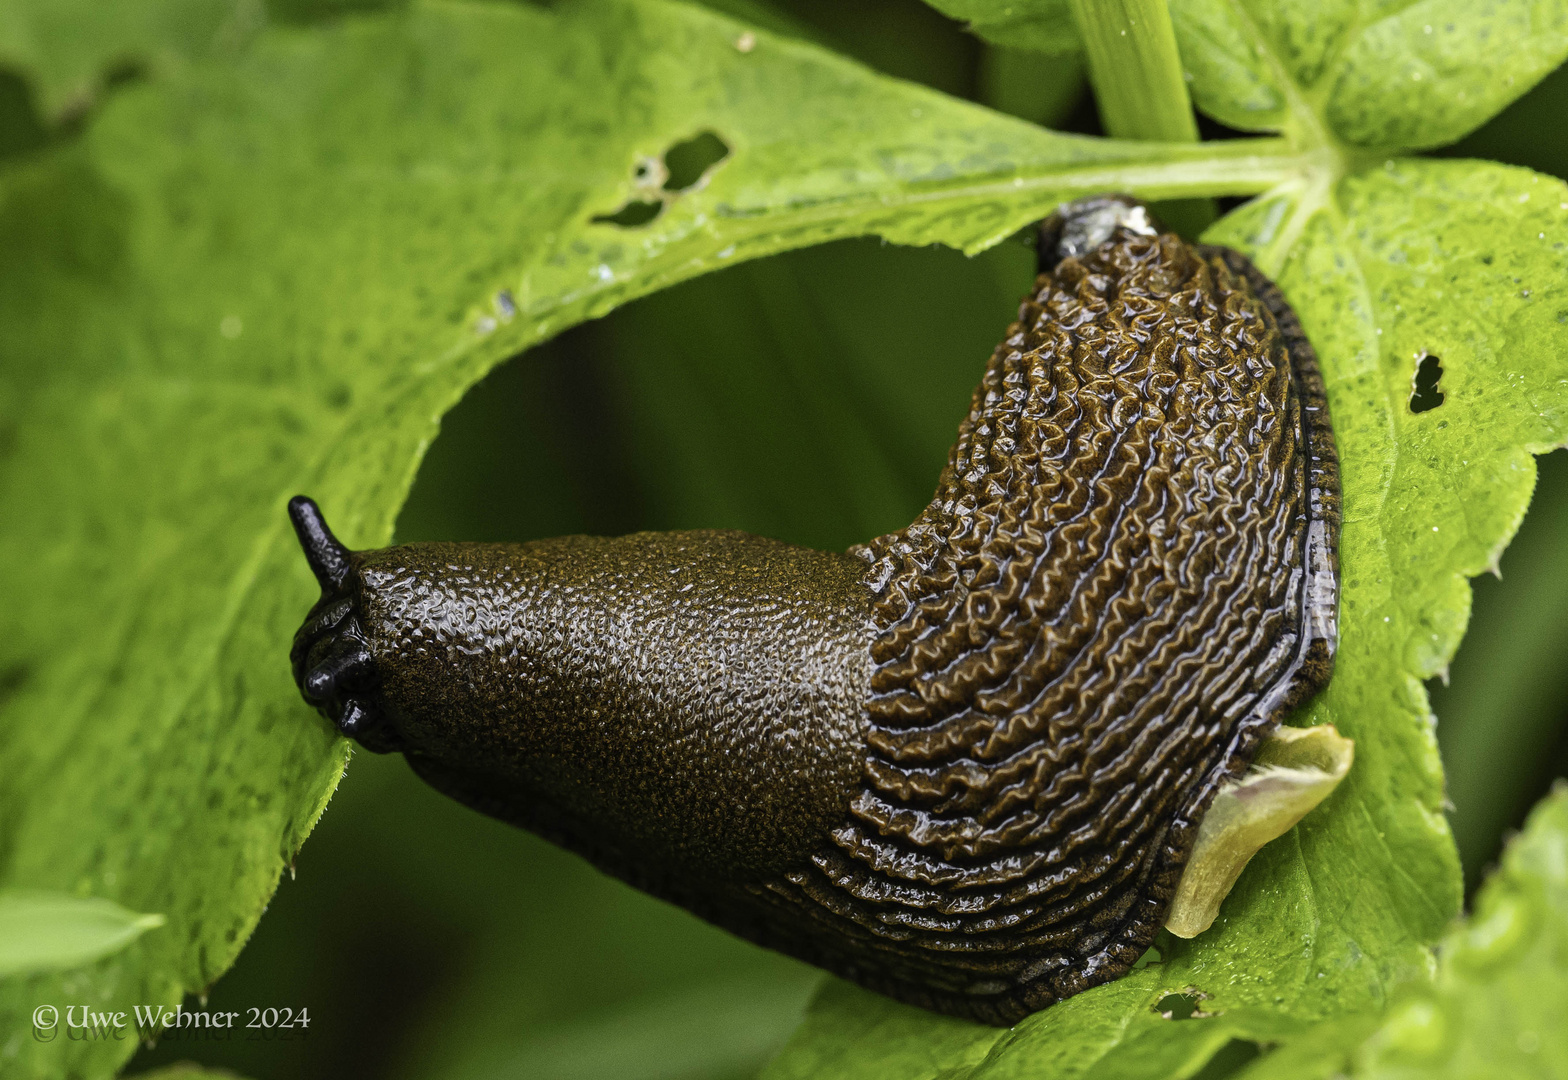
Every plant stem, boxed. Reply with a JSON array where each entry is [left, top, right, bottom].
[[1066, 0, 1198, 143], [1067, 0, 1213, 234]]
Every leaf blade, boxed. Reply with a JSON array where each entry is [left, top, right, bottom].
[[1327, 0, 1568, 151], [921, 0, 1084, 54], [1239, 784, 1568, 1078], [0, 891, 165, 978]]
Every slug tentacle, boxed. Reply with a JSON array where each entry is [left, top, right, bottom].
[[288, 495, 352, 593], [287, 497, 401, 752], [286, 195, 1340, 1026]]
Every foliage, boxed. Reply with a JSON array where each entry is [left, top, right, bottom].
[[0, 0, 1564, 1078], [1241, 785, 1568, 1079], [0, 891, 164, 978], [923, 0, 1080, 55]]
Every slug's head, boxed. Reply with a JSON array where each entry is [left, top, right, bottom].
[[287, 496, 401, 754], [1037, 194, 1164, 273]]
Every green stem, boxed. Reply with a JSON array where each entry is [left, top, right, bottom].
[[1066, 0, 1199, 143]]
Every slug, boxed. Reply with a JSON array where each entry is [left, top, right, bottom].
[[288, 195, 1341, 1025]]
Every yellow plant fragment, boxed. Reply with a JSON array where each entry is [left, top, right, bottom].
[[1166, 724, 1355, 938]]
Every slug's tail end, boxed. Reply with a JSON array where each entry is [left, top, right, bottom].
[[289, 495, 352, 594], [1038, 194, 1166, 274]]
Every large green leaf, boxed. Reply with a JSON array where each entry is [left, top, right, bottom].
[[1238, 784, 1568, 1078], [3, 0, 1565, 1077], [0, 2, 1283, 1076]]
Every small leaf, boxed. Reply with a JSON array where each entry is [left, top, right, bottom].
[[1170, 0, 1568, 147], [1327, 0, 1568, 150], [0, 890, 164, 978]]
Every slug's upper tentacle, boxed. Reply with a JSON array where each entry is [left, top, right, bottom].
[[288, 495, 352, 593]]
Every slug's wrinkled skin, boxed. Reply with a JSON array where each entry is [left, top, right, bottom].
[[289, 195, 1339, 1025]]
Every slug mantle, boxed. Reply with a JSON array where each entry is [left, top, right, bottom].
[[288, 195, 1341, 1026]]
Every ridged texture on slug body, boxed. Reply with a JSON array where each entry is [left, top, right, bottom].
[[766, 229, 1339, 1021], [288, 195, 1339, 1027]]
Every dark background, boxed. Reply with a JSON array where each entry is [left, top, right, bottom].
[[92, 2, 1568, 1077]]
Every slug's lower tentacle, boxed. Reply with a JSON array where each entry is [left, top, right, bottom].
[[300, 640, 371, 705], [285, 194, 1340, 1026]]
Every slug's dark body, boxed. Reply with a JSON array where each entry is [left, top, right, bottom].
[[290, 197, 1339, 1025]]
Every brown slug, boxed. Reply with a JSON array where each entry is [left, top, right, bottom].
[[288, 195, 1341, 1026]]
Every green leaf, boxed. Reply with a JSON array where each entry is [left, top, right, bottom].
[[1169, 0, 1568, 148], [760, 980, 1004, 1080], [1327, 1, 1568, 151], [445, 976, 823, 1080], [1240, 784, 1568, 1078], [921, 0, 1083, 55], [1358, 783, 1568, 1077], [0, 2, 1284, 1076], [0, 890, 164, 977]]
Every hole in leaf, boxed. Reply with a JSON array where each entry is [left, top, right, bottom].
[[1154, 991, 1210, 1019], [1130, 945, 1163, 970], [632, 156, 664, 187], [662, 131, 730, 192], [592, 200, 663, 228], [1410, 352, 1445, 413]]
